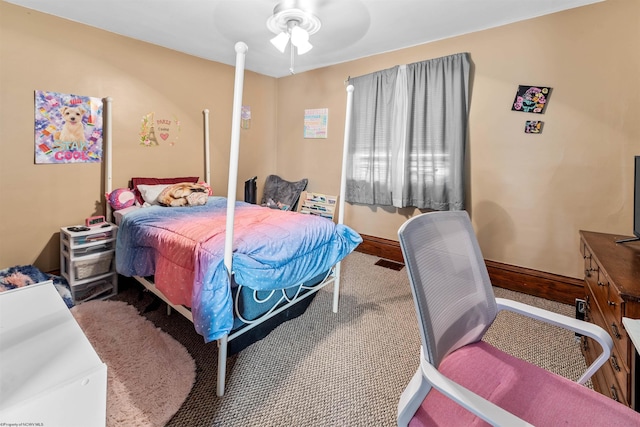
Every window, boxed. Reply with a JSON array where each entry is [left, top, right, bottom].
[[346, 53, 470, 210]]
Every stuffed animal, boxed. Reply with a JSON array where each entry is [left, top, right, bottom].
[[106, 188, 136, 210], [157, 183, 209, 207], [198, 181, 213, 196]]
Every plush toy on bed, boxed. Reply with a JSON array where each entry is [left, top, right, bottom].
[[106, 188, 136, 210], [157, 182, 209, 207], [198, 181, 213, 196]]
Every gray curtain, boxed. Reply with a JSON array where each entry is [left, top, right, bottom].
[[346, 53, 470, 210]]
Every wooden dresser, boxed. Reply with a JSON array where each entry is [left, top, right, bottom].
[[580, 230, 640, 408]]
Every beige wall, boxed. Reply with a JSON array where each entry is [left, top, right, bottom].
[[1, 0, 638, 281], [0, 2, 277, 270], [275, 0, 640, 279]]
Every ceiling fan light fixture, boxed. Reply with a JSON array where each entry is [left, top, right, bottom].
[[270, 31, 290, 53], [295, 39, 313, 55], [290, 24, 309, 44], [266, 1, 321, 53], [290, 24, 312, 54]]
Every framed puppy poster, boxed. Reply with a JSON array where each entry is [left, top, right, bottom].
[[34, 90, 103, 164]]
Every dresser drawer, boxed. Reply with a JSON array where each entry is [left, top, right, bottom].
[[604, 288, 629, 367], [585, 267, 608, 319], [582, 334, 630, 406], [585, 274, 629, 370], [581, 240, 595, 276], [583, 295, 631, 404], [580, 230, 640, 410]]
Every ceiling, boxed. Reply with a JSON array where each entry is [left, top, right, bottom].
[[6, 0, 603, 78]]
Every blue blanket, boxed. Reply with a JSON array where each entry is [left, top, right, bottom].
[[116, 197, 361, 342]]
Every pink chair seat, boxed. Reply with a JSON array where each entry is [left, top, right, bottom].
[[410, 341, 640, 426]]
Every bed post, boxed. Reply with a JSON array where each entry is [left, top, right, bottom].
[[217, 334, 228, 397], [217, 41, 248, 398], [104, 97, 113, 221], [203, 109, 211, 185], [333, 85, 354, 313], [223, 41, 247, 278]]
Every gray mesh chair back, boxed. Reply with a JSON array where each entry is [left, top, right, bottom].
[[260, 175, 308, 211], [398, 211, 498, 368]]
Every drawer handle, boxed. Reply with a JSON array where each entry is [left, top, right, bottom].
[[608, 300, 617, 307], [611, 355, 620, 372], [611, 323, 621, 339], [610, 385, 619, 402], [598, 280, 607, 287]]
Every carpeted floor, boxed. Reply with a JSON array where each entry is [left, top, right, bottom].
[[113, 251, 587, 426]]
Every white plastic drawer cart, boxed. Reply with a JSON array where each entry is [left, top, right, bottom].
[[60, 224, 118, 304]]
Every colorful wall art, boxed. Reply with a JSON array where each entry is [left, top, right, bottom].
[[241, 105, 251, 129], [304, 108, 328, 139], [512, 85, 552, 114], [139, 112, 181, 147], [34, 90, 103, 164], [525, 120, 544, 134]]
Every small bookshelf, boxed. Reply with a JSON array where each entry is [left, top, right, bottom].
[[297, 191, 338, 222]]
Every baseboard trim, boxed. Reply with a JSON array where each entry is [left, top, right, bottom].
[[355, 234, 583, 305], [484, 260, 583, 305], [356, 234, 406, 263]]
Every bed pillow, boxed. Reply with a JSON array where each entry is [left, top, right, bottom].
[[131, 176, 199, 205], [137, 184, 171, 205]]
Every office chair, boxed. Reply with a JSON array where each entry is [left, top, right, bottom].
[[397, 211, 640, 426]]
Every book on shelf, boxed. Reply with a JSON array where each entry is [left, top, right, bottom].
[[298, 191, 338, 221]]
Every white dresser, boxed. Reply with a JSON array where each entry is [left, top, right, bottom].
[[0, 281, 107, 426]]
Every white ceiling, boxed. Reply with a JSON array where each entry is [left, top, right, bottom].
[[6, 0, 603, 78]]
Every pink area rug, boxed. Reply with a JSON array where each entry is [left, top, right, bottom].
[[71, 300, 196, 427]]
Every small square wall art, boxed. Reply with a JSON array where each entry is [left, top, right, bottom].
[[512, 85, 552, 114], [525, 120, 544, 134]]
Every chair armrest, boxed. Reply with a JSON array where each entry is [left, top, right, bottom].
[[419, 356, 533, 427], [495, 297, 613, 384], [397, 368, 431, 427]]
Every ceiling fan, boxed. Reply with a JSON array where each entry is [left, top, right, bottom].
[[266, 0, 322, 74]]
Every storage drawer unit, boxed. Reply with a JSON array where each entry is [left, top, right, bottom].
[[580, 231, 640, 409], [60, 224, 118, 304]]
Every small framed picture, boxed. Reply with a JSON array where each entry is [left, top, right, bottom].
[[512, 85, 552, 114], [525, 121, 544, 134]]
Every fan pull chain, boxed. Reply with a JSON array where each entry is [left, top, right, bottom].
[[289, 44, 295, 74]]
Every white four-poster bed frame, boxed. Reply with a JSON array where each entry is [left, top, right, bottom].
[[104, 42, 356, 396]]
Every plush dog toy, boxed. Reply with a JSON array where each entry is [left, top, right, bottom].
[[157, 183, 209, 207]]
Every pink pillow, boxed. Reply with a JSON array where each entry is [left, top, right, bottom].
[[106, 188, 136, 210], [131, 177, 199, 205]]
